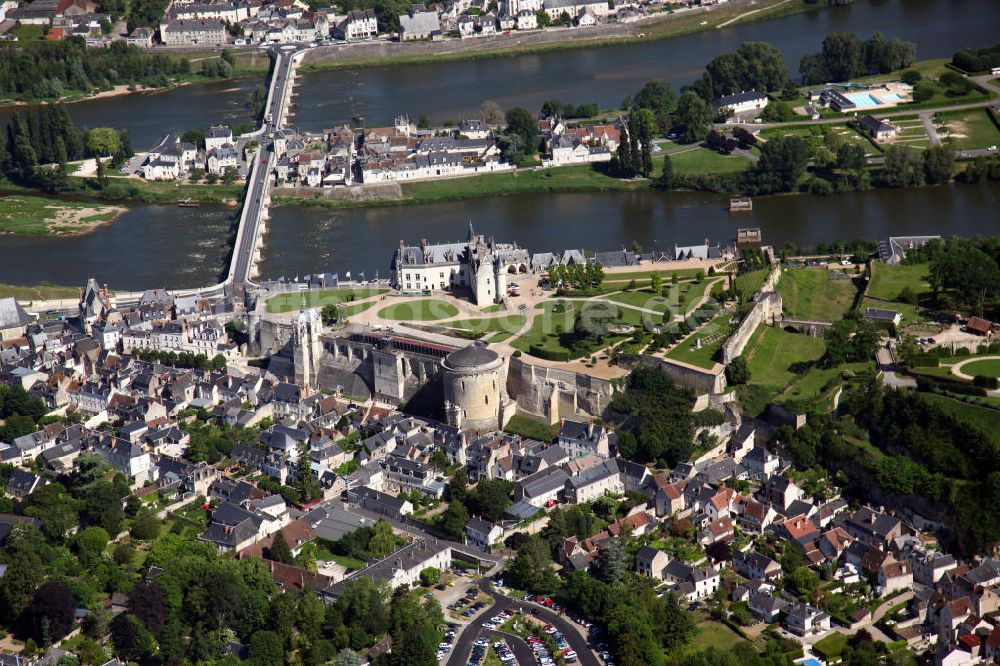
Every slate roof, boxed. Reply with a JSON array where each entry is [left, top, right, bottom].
[[0, 298, 32, 330]]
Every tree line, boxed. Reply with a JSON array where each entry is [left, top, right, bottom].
[[0, 39, 230, 103], [799, 32, 917, 85], [952, 42, 1000, 73], [1, 103, 133, 192]]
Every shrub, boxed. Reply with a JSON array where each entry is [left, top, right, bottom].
[[900, 70, 922, 85], [973, 375, 999, 389]]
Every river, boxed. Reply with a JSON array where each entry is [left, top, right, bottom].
[[0, 204, 235, 290], [256, 182, 1000, 280], [1, 182, 997, 290], [3, 0, 999, 145]]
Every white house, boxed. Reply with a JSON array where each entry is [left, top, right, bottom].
[[711, 90, 769, 117]]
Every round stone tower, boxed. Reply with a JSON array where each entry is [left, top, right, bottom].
[[442, 341, 509, 432]]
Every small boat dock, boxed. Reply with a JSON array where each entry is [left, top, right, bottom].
[[729, 198, 752, 212]]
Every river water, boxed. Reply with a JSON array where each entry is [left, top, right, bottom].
[[257, 182, 1000, 280], [3, 0, 1000, 289], [3, 0, 999, 144], [0, 203, 235, 290], [290, 0, 1000, 128]]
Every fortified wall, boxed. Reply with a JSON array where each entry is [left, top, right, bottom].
[[720, 266, 783, 364], [627, 355, 727, 395], [506, 357, 615, 424]]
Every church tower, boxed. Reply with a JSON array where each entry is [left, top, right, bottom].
[[293, 308, 323, 389]]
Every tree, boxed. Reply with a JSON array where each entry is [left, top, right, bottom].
[[725, 355, 750, 385], [113, 542, 136, 566], [129, 581, 167, 638], [110, 614, 156, 662], [248, 630, 284, 666], [880, 144, 925, 188], [74, 525, 110, 565], [923, 145, 954, 184], [268, 530, 294, 564], [505, 107, 539, 155], [367, 520, 398, 558], [650, 272, 663, 293], [335, 648, 364, 666], [130, 510, 160, 540], [419, 567, 441, 587], [439, 499, 469, 540], [296, 442, 322, 503], [26, 581, 77, 644], [658, 153, 675, 190], [836, 142, 866, 172], [479, 100, 504, 124], [675, 91, 712, 143], [506, 537, 559, 593], [593, 539, 627, 583], [447, 468, 469, 502], [751, 135, 809, 194], [466, 479, 512, 522], [85, 127, 122, 157]]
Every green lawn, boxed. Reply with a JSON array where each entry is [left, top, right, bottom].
[[0, 282, 80, 302], [738, 326, 827, 414], [9, 24, 46, 40], [781, 361, 874, 405], [604, 281, 709, 315], [861, 297, 924, 326], [664, 312, 734, 370], [867, 262, 930, 302], [777, 268, 860, 321], [813, 632, 849, 661], [961, 358, 1000, 378], [672, 620, 750, 661], [603, 268, 706, 283], [939, 109, 1000, 150], [512, 300, 646, 359], [0, 194, 124, 235], [378, 299, 460, 321], [266, 288, 387, 313], [505, 414, 559, 442], [919, 393, 1000, 444], [444, 315, 526, 336], [668, 146, 752, 174], [480, 303, 505, 313], [342, 301, 377, 317]]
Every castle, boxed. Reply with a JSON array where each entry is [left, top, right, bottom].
[[391, 223, 530, 305]]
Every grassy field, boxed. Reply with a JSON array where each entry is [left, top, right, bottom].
[[671, 619, 752, 662], [100, 176, 246, 204], [505, 414, 559, 442], [0, 282, 80, 301], [738, 326, 827, 415], [444, 315, 526, 336], [939, 109, 1000, 150], [668, 146, 752, 174], [664, 311, 734, 370], [378, 299, 460, 321], [960, 358, 1000, 378], [0, 194, 124, 235], [781, 361, 873, 406], [919, 393, 1000, 444], [867, 262, 931, 302], [813, 633, 849, 661], [401, 164, 647, 203], [777, 268, 859, 320], [266, 288, 387, 313]]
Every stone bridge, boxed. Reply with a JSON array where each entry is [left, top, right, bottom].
[[780, 316, 834, 338]]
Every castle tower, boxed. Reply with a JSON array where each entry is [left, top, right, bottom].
[[293, 308, 323, 389], [442, 342, 510, 432]]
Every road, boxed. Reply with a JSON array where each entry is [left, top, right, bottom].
[[227, 45, 302, 287]]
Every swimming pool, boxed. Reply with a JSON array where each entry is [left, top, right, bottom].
[[795, 658, 823, 666], [843, 91, 905, 109]]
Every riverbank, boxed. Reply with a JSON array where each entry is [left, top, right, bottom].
[[298, 0, 817, 72], [0, 194, 127, 236]]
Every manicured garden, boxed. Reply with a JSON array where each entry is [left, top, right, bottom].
[[664, 312, 734, 369], [377, 299, 460, 321], [512, 300, 647, 360], [960, 357, 1000, 378], [444, 314, 526, 336], [776, 268, 860, 321], [604, 280, 709, 315], [733, 269, 771, 303], [267, 287, 387, 313]]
